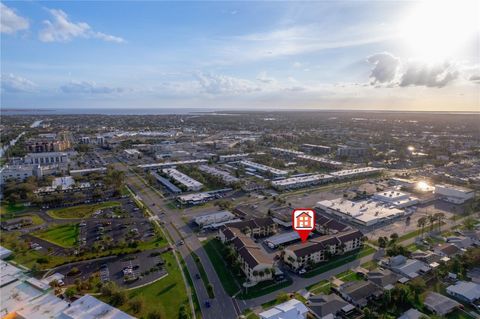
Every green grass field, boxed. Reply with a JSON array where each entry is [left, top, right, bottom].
[[307, 279, 331, 294], [35, 224, 79, 248], [203, 239, 242, 296], [304, 246, 376, 278], [47, 201, 121, 219], [110, 251, 192, 319], [0, 203, 28, 215]]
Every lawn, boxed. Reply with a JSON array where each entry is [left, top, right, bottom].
[[361, 260, 378, 271], [35, 224, 79, 248], [307, 280, 331, 295], [304, 246, 376, 278], [336, 270, 363, 282], [110, 251, 192, 319], [238, 278, 293, 300], [47, 201, 121, 219], [203, 238, 242, 296], [0, 203, 28, 215]]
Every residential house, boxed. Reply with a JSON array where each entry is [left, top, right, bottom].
[[367, 268, 399, 290], [434, 243, 462, 258], [227, 217, 277, 238], [308, 293, 353, 319], [385, 255, 430, 279], [259, 299, 309, 319], [337, 280, 382, 307], [424, 292, 460, 316], [446, 281, 480, 303], [398, 308, 428, 319]]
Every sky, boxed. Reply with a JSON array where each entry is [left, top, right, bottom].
[[1, 0, 479, 111]]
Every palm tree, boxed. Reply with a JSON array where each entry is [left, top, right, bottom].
[[434, 212, 445, 232], [428, 214, 436, 232], [417, 217, 427, 238]]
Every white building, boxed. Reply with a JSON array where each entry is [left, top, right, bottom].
[[240, 160, 288, 177], [24, 152, 70, 165], [259, 299, 309, 319], [434, 184, 475, 204], [372, 190, 419, 208], [162, 168, 204, 191], [330, 167, 383, 180], [193, 211, 235, 227], [123, 148, 142, 159], [0, 164, 43, 183], [316, 198, 404, 226], [297, 155, 343, 169], [70, 167, 107, 175], [270, 147, 304, 156], [198, 165, 239, 184], [138, 159, 207, 170], [271, 174, 334, 190], [218, 153, 250, 163]]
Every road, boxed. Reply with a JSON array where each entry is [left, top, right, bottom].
[[117, 163, 239, 319]]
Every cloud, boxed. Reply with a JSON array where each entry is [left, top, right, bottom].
[[469, 74, 480, 84], [60, 81, 125, 94], [367, 52, 400, 84], [39, 9, 125, 43], [195, 72, 260, 95], [256, 71, 276, 84], [1, 73, 36, 92], [399, 62, 459, 88], [367, 52, 459, 88], [0, 3, 29, 34]]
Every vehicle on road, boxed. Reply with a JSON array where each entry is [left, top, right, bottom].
[[204, 301, 211, 308], [195, 273, 201, 279], [298, 269, 306, 275]]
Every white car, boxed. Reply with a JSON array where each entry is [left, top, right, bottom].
[[298, 269, 306, 275]]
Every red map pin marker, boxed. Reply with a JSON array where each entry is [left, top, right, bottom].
[[292, 208, 315, 243]]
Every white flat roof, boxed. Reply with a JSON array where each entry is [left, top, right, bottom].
[[272, 173, 333, 187], [317, 198, 404, 224], [240, 160, 288, 176], [297, 154, 342, 166], [61, 294, 135, 319]]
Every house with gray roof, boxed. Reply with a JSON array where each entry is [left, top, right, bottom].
[[308, 293, 352, 319], [424, 292, 460, 316], [446, 281, 480, 303]]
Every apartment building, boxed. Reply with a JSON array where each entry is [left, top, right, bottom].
[[283, 229, 363, 271]]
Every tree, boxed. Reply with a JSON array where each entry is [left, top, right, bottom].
[[408, 277, 426, 303], [178, 303, 190, 319], [434, 212, 445, 232], [378, 236, 387, 248], [417, 217, 427, 238], [110, 289, 127, 306], [129, 297, 144, 314], [65, 287, 76, 300], [147, 310, 163, 319]]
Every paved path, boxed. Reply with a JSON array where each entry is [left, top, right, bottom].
[[119, 164, 238, 319]]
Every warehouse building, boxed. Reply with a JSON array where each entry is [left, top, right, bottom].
[[434, 184, 475, 204], [372, 190, 419, 208], [270, 147, 304, 156], [193, 211, 236, 227], [316, 198, 404, 226], [151, 171, 182, 194], [138, 159, 207, 170]]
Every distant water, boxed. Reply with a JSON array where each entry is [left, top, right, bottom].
[[1, 108, 219, 115]]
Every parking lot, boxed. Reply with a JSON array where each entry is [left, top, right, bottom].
[[53, 248, 169, 289]]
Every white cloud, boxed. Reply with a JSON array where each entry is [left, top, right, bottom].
[[367, 52, 400, 84], [1, 73, 36, 92], [256, 71, 276, 84], [399, 61, 459, 88], [0, 3, 29, 34], [470, 74, 480, 84], [60, 80, 125, 94], [367, 52, 460, 88], [39, 9, 125, 43], [195, 72, 260, 95]]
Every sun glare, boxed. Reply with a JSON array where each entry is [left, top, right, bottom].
[[399, 0, 479, 61]]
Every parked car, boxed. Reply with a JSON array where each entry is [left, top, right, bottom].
[[298, 269, 306, 275]]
